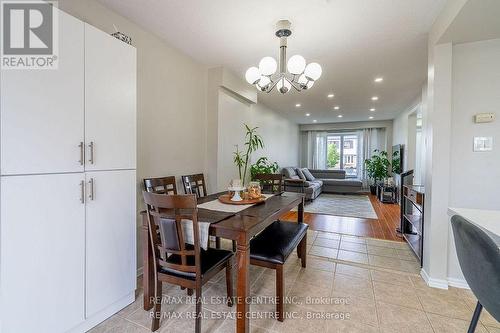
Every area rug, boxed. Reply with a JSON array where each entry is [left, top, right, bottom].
[[296, 194, 378, 219]]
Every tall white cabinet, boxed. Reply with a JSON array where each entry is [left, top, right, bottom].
[[0, 9, 137, 333]]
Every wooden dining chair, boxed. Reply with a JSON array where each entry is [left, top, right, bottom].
[[143, 191, 233, 332], [143, 176, 177, 195], [254, 173, 284, 194], [181, 173, 236, 251], [181, 173, 207, 198]]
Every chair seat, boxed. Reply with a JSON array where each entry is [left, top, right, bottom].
[[250, 221, 308, 265], [160, 245, 233, 280]]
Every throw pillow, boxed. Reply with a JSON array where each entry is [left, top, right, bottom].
[[296, 168, 306, 180], [302, 168, 315, 181]]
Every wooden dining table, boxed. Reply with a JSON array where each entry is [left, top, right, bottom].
[[141, 191, 305, 333]]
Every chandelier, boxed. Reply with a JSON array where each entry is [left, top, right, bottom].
[[245, 20, 322, 94]]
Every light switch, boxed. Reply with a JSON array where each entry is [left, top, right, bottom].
[[473, 137, 493, 152]]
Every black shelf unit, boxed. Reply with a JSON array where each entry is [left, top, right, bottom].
[[402, 184, 424, 266]]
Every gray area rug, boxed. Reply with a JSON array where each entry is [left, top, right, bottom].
[[297, 194, 378, 219]]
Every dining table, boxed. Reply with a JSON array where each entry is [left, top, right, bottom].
[[141, 191, 305, 333]]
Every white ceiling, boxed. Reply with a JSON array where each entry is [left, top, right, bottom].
[[98, 0, 447, 124]]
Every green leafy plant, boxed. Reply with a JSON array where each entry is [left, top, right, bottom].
[[233, 124, 264, 185], [250, 157, 279, 180], [327, 143, 340, 169], [391, 150, 401, 174], [364, 149, 391, 184]]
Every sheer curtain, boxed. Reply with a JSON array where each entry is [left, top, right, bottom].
[[303, 131, 328, 169], [313, 132, 327, 169]]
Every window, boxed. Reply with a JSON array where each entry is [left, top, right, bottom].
[[326, 133, 359, 177]]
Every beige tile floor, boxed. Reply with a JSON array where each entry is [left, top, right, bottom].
[[89, 230, 499, 333]]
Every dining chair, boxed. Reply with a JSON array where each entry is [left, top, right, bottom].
[[143, 191, 234, 332], [451, 215, 500, 333], [181, 173, 208, 198], [181, 173, 236, 251], [143, 176, 177, 195], [250, 220, 308, 322], [254, 173, 284, 194]]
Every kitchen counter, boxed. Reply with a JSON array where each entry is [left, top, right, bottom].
[[448, 207, 500, 247]]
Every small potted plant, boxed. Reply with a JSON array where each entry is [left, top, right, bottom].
[[250, 157, 279, 180], [364, 149, 391, 195]]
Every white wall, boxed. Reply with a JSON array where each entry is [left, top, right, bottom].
[[217, 90, 299, 190], [392, 100, 420, 171], [450, 38, 500, 209]]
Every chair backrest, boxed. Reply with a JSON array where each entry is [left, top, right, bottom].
[[254, 173, 283, 194], [451, 215, 500, 321], [181, 173, 207, 198], [142, 191, 201, 277], [143, 176, 177, 195]]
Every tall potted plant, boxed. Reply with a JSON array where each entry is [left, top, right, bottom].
[[233, 124, 264, 185], [364, 149, 391, 195]]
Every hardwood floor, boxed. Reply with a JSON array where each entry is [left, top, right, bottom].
[[281, 194, 404, 242]]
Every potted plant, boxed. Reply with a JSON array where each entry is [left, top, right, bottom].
[[364, 149, 391, 195], [250, 157, 279, 180], [233, 124, 264, 186]]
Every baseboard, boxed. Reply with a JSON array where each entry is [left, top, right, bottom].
[[67, 292, 135, 333], [448, 277, 470, 289], [420, 268, 448, 289]]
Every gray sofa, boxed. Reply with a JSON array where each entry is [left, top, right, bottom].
[[282, 167, 363, 200]]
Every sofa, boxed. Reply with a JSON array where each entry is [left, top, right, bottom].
[[282, 167, 363, 200]]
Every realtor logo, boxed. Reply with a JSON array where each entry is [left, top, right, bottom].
[[1, 1, 58, 69]]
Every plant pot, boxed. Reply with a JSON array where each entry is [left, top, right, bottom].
[[369, 185, 377, 195]]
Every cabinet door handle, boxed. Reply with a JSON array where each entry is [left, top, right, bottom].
[[78, 142, 84, 165], [80, 180, 85, 204], [88, 178, 95, 201], [88, 141, 95, 164]]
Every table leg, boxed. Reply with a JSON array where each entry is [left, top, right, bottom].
[[298, 197, 304, 223], [142, 214, 154, 310], [236, 241, 250, 333]]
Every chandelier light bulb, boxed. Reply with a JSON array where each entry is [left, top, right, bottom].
[[298, 74, 308, 85], [304, 62, 322, 81], [277, 78, 291, 94], [245, 67, 261, 85], [258, 56, 277, 76], [257, 76, 271, 89], [287, 55, 306, 75]]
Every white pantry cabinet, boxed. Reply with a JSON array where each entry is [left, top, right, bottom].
[[0, 173, 86, 333], [0, 10, 85, 175], [0, 7, 136, 333], [85, 169, 136, 317], [85, 24, 137, 171]]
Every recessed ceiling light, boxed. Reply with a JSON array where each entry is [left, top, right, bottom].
[[371, 96, 379, 101], [327, 93, 334, 98], [313, 119, 317, 123], [295, 103, 301, 107], [338, 115, 343, 118], [305, 113, 310, 117], [369, 116, 374, 119], [374, 77, 383, 83], [370, 108, 376, 111], [334, 106, 340, 110]]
